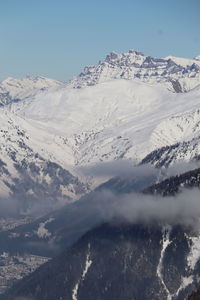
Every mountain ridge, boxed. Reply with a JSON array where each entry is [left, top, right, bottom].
[[0, 75, 63, 106], [0, 50, 200, 209], [68, 50, 200, 92]]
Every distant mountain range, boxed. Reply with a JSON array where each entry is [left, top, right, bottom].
[[0, 50, 200, 210], [1, 50, 200, 299], [0, 76, 62, 106]]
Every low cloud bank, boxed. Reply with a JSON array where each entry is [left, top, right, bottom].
[[92, 188, 200, 229], [79, 159, 200, 183], [0, 195, 63, 218], [78, 160, 200, 228], [0, 197, 19, 217], [79, 160, 158, 179], [164, 160, 200, 178], [1, 160, 200, 230]]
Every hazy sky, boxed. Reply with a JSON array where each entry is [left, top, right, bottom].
[[0, 0, 199, 82]]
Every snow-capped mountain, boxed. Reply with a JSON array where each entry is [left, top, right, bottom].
[[1, 50, 200, 207], [8, 79, 200, 166], [0, 110, 87, 210], [0, 76, 62, 106], [1, 50, 200, 300], [68, 50, 200, 92], [194, 55, 200, 62], [164, 55, 200, 68], [141, 106, 200, 167]]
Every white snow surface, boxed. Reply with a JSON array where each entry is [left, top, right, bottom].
[[165, 56, 200, 68], [175, 276, 193, 297], [0, 51, 200, 196], [156, 227, 194, 299], [8, 79, 200, 167], [157, 227, 172, 300], [0, 76, 62, 105], [187, 235, 200, 271], [35, 218, 55, 239], [195, 55, 200, 62], [72, 244, 92, 300]]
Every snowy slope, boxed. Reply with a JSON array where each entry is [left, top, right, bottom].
[[0, 110, 86, 209], [0, 76, 62, 106], [194, 55, 200, 62], [1, 50, 200, 202], [7, 79, 200, 169], [165, 55, 200, 68], [1, 50, 200, 298]]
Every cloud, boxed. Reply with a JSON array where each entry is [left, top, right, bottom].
[[0, 197, 19, 217], [79, 159, 200, 188], [90, 188, 200, 229], [165, 160, 200, 178], [26, 241, 60, 254], [0, 194, 65, 218], [78, 159, 158, 179], [1, 159, 200, 232]]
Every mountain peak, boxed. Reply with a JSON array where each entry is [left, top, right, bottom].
[[104, 50, 146, 66], [164, 55, 200, 68], [68, 50, 200, 91], [1, 76, 16, 83], [194, 55, 200, 61], [0, 75, 63, 105]]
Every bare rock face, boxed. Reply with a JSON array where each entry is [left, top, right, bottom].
[[68, 50, 200, 92]]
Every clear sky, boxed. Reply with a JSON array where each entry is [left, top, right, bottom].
[[0, 0, 200, 82]]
